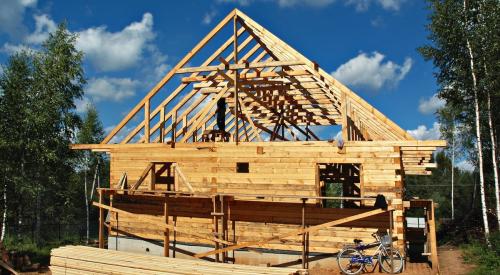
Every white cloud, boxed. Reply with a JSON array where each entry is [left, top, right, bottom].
[[456, 160, 474, 172], [407, 122, 441, 140], [331, 51, 412, 91], [0, 0, 37, 38], [24, 14, 57, 44], [105, 125, 138, 144], [75, 13, 155, 72], [203, 10, 218, 25], [345, 0, 406, 11], [277, 0, 335, 7], [216, 0, 253, 6], [216, 0, 335, 8], [216, 0, 404, 9], [75, 96, 92, 114], [85, 77, 139, 102], [1, 42, 33, 54], [141, 44, 170, 82], [418, 93, 445, 115], [377, 0, 406, 10]]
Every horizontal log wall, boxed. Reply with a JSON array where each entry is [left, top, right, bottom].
[[108, 142, 405, 252]]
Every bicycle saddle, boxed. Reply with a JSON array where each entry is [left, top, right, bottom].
[[353, 239, 363, 244]]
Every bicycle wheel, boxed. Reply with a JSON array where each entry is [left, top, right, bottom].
[[378, 247, 404, 273], [337, 247, 364, 275]]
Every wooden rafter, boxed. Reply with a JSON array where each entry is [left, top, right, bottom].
[[101, 9, 419, 145]]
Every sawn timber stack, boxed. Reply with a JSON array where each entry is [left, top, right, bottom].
[[50, 245, 307, 275]]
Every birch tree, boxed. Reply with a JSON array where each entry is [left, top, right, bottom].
[[419, 0, 500, 240], [77, 104, 104, 243]]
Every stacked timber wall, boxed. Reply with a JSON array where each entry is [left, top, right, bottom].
[[108, 141, 405, 252]]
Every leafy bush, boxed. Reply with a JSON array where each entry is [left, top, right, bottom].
[[3, 236, 82, 265], [461, 232, 500, 275]]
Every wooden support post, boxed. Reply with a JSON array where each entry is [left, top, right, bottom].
[[389, 209, 394, 273], [98, 189, 104, 249], [150, 163, 156, 191], [112, 194, 119, 250], [220, 195, 227, 263], [233, 15, 239, 144], [173, 216, 177, 258], [145, 100, 150, 143], [228, 198, 236, 264], [160, 107, 165, 143], [171, 110, 177, 148], [212, 195, 220, 262], [341, 92, 348, 142], [306, 227, 310, 269], [301, 198, 307, 269], [164, 195, 169, 257], [109, 194, 116, 250], [429, 201, 439, 272]]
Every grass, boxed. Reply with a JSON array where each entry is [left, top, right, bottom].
[[461, 232, 500, 275]]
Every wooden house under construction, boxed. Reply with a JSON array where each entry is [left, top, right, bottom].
[[73, 9, 445, 271]]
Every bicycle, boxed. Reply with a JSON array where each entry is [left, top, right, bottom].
[[337, 232, 404, 274]]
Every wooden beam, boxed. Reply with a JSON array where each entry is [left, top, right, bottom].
[[98, 189, 104, 249], [164, 195, 169, 257], [429, 201, 439, 272], [145, 100, 150, 143], [238, 98, 263, 142], [101, 10, 237, 144], [194, 207, 392, 258], [172, 164, 194, 193], [129, 162, 154, 191], [176, 60, 304, 74], [236, 9, 415, 140], [93, 202, 235, 246], [181, 70, 310, 83], [233, 15, 239, 144]]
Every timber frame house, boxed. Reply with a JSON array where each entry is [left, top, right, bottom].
[[73, 9, 445, 271]]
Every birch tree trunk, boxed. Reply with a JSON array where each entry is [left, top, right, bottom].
[[451, 128, 455, 220], [464, 0, 489, 241], [486, 91, 500, 228], [1, 181, 7, 241], [479, 0, 500, 230]]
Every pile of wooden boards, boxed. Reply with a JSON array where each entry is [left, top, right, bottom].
[[50, 246, 307, 275]]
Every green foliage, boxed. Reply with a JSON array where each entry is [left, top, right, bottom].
[[461, 232, 500, 274], [419, 0, 500, 238], [3, 236, 83, 265], [0, 22, 108, 247]]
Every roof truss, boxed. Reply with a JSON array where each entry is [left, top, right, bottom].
[[102, 9, 415, 146]]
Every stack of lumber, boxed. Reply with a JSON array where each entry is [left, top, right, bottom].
[[50, 246, 306, 275]]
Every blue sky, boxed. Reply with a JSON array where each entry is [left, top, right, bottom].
[[0, 0, 444, 141]]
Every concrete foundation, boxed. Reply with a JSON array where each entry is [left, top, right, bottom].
[[108, 236, 338, 269]]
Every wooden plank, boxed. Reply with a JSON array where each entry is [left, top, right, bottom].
[[234, 15, 240, 144], [93, 202, 233, 246], [145, 100, 150, 143], [50, 245, 305, 275], [175, 60, 305, 74], [181, 70, 310, 83], [194, 207, 392, 258], [130, 162, 153, 191], [98, 189, 104, 248], [429, 201, 439, 272]]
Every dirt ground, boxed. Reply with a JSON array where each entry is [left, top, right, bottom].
[[308, 245, 475, 275], [438, 245, 475, 275]]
